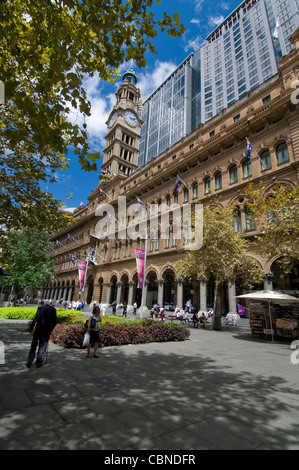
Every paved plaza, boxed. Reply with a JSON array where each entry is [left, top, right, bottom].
[[0, 316, 298, 451]]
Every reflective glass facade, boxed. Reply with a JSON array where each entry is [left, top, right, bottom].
[[201, 0, 299, 122], [138, 0, 299, 168]]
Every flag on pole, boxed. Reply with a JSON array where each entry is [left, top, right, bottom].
[[71, 255, 76, 265], [136, 196, 146, 207], [246, 138, 253, 162], [135, 249, 145, 289], [172, 176, 183, 195], [79, 202, 85, 207], [99, 188, 104, 196], [273, 18, 279, 40], [55, 240, 60, 249], [66, 234, 71, 243]]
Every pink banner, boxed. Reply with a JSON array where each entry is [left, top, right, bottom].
[[78, 262, 87, 290], [135, 249, 145, 289]]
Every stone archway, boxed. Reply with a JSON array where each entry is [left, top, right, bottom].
[[98, 277, 104, 303], [132, 273, 141, 307], [163, 269, 175, 306], [146, 271, 158, 307], [86, 276, 94, 304], [271, 258, 299, 295], [120, 273, 129, 304], [110, 275, 117, 304]]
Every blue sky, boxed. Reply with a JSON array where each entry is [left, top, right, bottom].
[[48, 0, 241, 210]]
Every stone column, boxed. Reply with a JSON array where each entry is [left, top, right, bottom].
[[116, 282, 122, 303], [176, 278, 184, 309], [157, 280, 164, 306], [104, 283, 111, 304], [143, 280, 148, 308], [128, 282, 134, 306], [228, 282, 237, 314], [63, 286, 68, 300], [199, 278, 207, 311]]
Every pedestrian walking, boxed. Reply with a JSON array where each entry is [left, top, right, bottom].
[[133, 301, 137, 315], [122, 302, 127, 317], [86, 305, 102, 358], [26, 301, 57, 368]]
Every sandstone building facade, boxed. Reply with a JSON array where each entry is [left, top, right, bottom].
[[45, 29, 299, 313]]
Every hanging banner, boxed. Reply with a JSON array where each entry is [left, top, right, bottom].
[[135, 249, 145, 289], [78, 262, 87, 290]]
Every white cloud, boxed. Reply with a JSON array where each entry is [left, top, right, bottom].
[[184, 35, 205, 52], [194, 0, 205, 13], [209, 15, 225, 27], [137, 60, 178, 98]]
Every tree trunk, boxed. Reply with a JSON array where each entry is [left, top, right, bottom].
[[210, 281, 219, 331]]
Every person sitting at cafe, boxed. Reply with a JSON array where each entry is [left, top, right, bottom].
[[192, 312, 199, 328], [176, 308, 184, 321], [199, 311, 207, 328], [150, 307, 156, 319]]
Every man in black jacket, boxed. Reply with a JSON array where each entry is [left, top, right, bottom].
[[26, 302, 57, 368]]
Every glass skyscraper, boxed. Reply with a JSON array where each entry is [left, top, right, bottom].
[[201, 0, 299, 122], [138, 0, 299, 167]]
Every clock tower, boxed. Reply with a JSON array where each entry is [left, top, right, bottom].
[[102, 66, 141, 178]]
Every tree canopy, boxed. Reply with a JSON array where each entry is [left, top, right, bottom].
[[177, 201, 263, 327], [245, 183, 299, 273], [0, 0, 185, 236], [0, 228, 55, 299]]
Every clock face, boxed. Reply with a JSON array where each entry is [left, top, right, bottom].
[[124, 110, 138, 127], [109, 111, 117, 127]]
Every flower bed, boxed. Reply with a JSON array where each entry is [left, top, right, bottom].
[[50, 319, 190, 348]]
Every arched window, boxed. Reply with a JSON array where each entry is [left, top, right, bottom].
[[260, 150, 271, 170], [215, 171, 222, 190], [229, 164, 238, 184], [204, 176, 211, 194], [184, 188, 189, 202], [192, 182, 198, 198], [242, 160, 252, 178], [245, 206, 255, 230], [276, 142, 289, 164], [233, 206, 242, 232]]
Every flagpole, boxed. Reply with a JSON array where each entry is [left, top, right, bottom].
[[177, 175, 191, 192], [140, 233, 148, 320], [81, 253, 90, 303], [246, 137, 266, 170]]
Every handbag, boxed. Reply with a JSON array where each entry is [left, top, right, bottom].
[[83, 331, 90, 347], [84, 317, 96, 329]]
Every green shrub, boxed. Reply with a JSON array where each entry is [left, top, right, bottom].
[[50, 319, 190, 348], [0, 307, 83, 323]]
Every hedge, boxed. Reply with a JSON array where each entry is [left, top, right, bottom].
[[0, 307, 83, 323], [50, 319, 190, 348]]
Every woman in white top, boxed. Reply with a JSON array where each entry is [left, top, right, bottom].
[[87, 305, 102, 358]]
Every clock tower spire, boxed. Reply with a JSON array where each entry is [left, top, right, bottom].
[[102, 66, 141, 178]]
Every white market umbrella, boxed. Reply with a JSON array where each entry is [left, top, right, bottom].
[[235, 290, 299, 342]]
